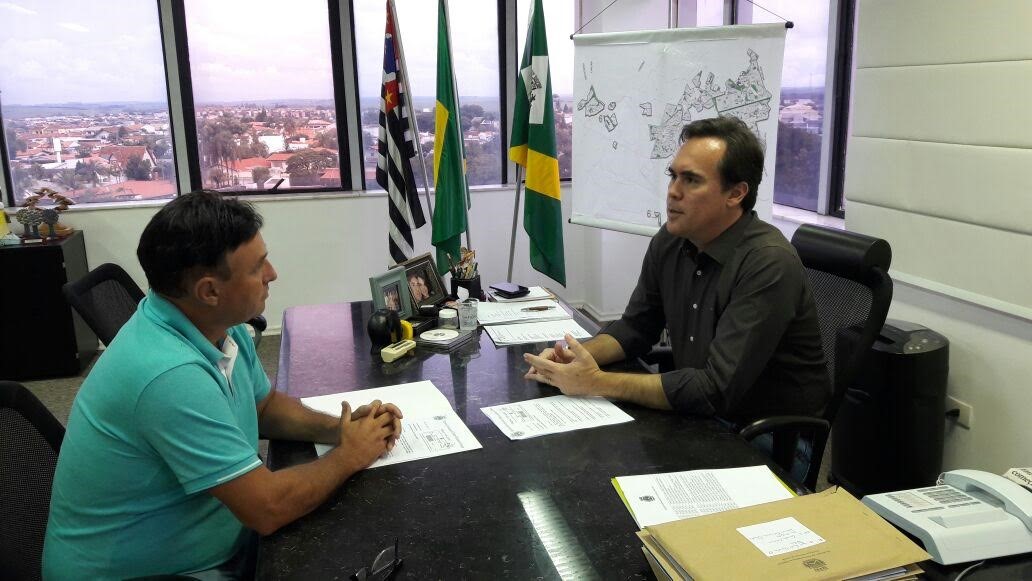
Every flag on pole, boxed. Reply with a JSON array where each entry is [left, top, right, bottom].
[[431, 0, 470, 275], [510, 0, 566, 286], [377, 0, 425, 265]]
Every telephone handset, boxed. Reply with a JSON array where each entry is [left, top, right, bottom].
[[862, 469, 1032, 565]]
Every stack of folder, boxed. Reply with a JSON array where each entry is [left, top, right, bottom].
[[638, 487, 930, 580]]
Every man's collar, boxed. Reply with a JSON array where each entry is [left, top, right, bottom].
[[683, 211, 755, 265], [141, 291, 226, 366]]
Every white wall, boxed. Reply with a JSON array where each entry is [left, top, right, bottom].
[[842, 0, 1032, 473], [54, 185, 593, 333]]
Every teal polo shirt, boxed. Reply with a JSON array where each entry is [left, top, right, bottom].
[[43, 292, 271, 580]]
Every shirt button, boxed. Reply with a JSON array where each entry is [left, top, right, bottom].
[[695, 270, 702, 276], [690, 336, 695, 342], [692, 303, 698, 309]]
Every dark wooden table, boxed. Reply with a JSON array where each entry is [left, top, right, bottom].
[[257, 300, 811, 580]]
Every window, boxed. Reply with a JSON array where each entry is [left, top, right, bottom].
[[353, 0, 501, 190], [517, 0, 575, 179], [738, 0, 829, 212], [0, 0, 177, 206], [181, 0, 341, 192]]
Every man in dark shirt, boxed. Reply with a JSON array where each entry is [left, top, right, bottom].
[[525, 117, 829, 425]]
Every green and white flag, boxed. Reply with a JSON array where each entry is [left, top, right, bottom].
[[510, 0, 566, 286], [431, 0, 470, 275]]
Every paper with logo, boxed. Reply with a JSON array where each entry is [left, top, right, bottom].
[[613, 465, 794, 528], [481, 395, 633, 440], [301, 380, 481, 468], [737, 516, 825, 557], [484, 319, 591, 346]]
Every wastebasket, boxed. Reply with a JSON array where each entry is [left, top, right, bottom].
[[831, 319, 949, 497]]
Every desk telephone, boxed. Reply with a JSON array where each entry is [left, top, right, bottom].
[[862, 469, 1032, 565]]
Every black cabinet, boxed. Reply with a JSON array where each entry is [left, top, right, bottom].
[[0, 231, 97, 380]]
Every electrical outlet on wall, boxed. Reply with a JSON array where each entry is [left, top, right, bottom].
[[946, 396, 973, 429]]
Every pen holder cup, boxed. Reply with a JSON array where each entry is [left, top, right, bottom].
[[450, 275, 487, 302]]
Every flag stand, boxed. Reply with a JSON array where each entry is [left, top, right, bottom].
[[389, 0, 433, 216], [506, 166, 524, 282]]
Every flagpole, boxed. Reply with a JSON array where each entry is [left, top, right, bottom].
[[442, 0, 472, 250], [389, 0, 433, 216], [507, 165, 524, 282]]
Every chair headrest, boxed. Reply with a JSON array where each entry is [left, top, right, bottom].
[[791, 224, 891, 280]]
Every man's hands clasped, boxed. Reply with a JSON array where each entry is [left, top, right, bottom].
[[337, 400, 403, 470], [523, 334, 605, 397]]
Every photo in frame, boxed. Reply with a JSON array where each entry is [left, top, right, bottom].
[[399, 253, 447, 310], [369, 266, 413, 319]]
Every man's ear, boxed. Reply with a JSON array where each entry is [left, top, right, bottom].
[[726, 182, 749, 208], [191, 274, 221, 307]]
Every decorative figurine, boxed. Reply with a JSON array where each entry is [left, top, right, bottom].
[[14, 188, 75, 240]]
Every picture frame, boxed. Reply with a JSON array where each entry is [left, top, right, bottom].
[[369, 265, 413, 319], [399, 253, 448, 310]]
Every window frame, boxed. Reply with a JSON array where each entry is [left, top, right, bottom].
[[731, 0, 855, 217], [167, 0, 357, 194], [0, 0, 183, 207]]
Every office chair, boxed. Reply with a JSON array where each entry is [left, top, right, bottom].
[[739, 224, 892, 491], [0, 381, 65, 581], [62, 263, 267, 347]]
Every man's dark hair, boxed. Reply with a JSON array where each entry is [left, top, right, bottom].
[[138, 191, 264, 297], [679, 116, 764, 211]]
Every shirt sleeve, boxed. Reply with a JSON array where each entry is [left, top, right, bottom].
[[603, 235, 667, 359], [135, 364, 262, 495], [661, 246, 806, 418]]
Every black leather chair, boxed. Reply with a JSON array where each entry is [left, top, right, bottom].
[[62, 263, 267, 347], [739, 224, 892, 491], [0, 381, 65, 581]]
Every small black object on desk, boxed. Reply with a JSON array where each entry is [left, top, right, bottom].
[[449, 274, 487, 301]]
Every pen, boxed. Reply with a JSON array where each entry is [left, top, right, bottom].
[[521, 306, 555, 312]]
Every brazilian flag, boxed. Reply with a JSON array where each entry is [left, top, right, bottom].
[[510, 0, 566, 286], [431, 0, 470, 275]]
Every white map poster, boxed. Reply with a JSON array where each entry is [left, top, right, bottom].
[[572, 24, 787, 236]]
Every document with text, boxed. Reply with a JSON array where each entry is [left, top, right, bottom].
[[486, 285, 554, 302], [481, 395, 634, 440], [301, 380, 482, 468], [613, 466, 794, 528], [476, 299, 570, 325], [484, 319, 592, 346]]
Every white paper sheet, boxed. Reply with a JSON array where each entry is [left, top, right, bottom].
[[301, 381, 481, 468], [737, 516, 825, 557], [481, 395, 634, 439], [484, 319, 592, 346], [476, 299, 570, 325], [614, 466, 794, 528], [487, 286, 554, 302]]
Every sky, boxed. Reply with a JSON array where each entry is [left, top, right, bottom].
[[0, 0, 828, 106]]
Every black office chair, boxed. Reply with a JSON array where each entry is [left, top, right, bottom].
[[0, 381, 65, 581], [62, 263, 267, 347], [739, 224, 892, 491]]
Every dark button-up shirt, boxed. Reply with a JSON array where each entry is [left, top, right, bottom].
[[604, 211, 830, 424]]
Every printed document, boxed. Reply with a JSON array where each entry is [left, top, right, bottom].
[[613, 466, 794, 528], [737, 516, 825, 557], [476, 299, 570, 325], [484, 319, 592, 346], [301, 380, 481, 468], [481, 395, 634, 439]]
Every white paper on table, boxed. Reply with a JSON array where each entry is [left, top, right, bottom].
[[301, 380, 481, 468], [481, 395, 633, 439], [487, 286, 554, 302], [614, 466, 794, 528], [737, 516, 825, 557], [476, 299, 570, 325], [484, 319, 592, 346]]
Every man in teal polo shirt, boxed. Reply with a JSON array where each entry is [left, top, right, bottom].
[[43, 191, 402, 580]]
